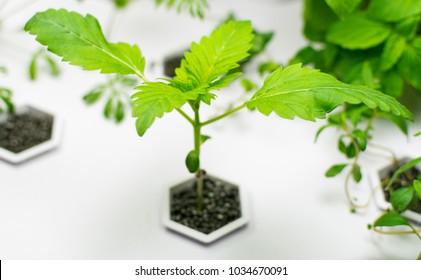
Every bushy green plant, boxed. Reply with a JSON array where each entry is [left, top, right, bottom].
[[25, 9, 411, 212]]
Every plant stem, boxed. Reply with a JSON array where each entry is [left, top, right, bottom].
[[201, 103, 246, 126], [193, 102, 203, 211], [368, 142, 399, 165], [175, 108, 194, 125], [373, 227, 421, 240]]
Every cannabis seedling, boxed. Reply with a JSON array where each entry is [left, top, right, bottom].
[[25, 9, 412, 212]]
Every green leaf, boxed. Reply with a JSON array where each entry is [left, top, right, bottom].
[[378, 112, 408, 135], [115, 100, 125, 123], [114, 0, 130, 8], [289, 46, 318, 66], [303, 0, 338, 41], [397, 37, 421, 90], [374, 212, 411, 227], [413, 180, 421, 200], [367, 0, 421, 22], [346, 142, 357, 158], [240, 78, 257, 92], [326, 13, 391, 50], [347, 104, 371, 126], [418, 250, 421, 260], [173, 20, 253, 97], [414, 131, 421, 137], [325, 164, 348, 177], [396, 15, 420, 38], [25, 9, 145, 76], [104, 98, 113, 119], [352, 164, 362, 182], [387, 157, 421, 190], [200, 134, 211, 144], [131, 82, 198, 136], [314, 124, 334, 142], [258, 61, 280, 76], [338, 137, 347, 155], [245, 30, 273, 63], [246, 64, 413, 122], [83, 90, 103, 105], [185, 150, 200, 173], [29, 56, 37, 81], [380, 70, 404, 98], [353, 129, 367, 151], [155, 0, 208, 19], [380, 33, 406, 71], [45, 55, 61, 77], [391, 187, 415, 212], [325, 0, 362, 19]]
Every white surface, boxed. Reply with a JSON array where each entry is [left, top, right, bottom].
[[1, 0, 421, 259]]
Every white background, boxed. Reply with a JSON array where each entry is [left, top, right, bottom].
[[1, 0, 421, 259]]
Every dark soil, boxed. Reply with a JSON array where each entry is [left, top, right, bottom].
[[163, 53, 184, 78], [381, 161, 421, 214], [170, 175, 242, 234], [0, 108, 53, 153]]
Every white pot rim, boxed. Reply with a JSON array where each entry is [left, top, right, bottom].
[[0, 104, 63, 164], [162, 174, 249, 244]]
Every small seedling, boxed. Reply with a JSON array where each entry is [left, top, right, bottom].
[[25, 9, 412, 214]]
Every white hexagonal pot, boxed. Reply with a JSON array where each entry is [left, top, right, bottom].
[[371, 157, 421, 224], [0, 105, 63, 164], [162, 174, 249, 244]]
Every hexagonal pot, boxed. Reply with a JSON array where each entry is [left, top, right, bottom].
[[371, 157, 421, 224], [0, 105, 63, 164], [162, 174, 249, 244]]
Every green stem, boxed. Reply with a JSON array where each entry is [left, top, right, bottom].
[[201, 103, 246, 126], [192, 103, 204, 211], [176, 107, 194, 125]]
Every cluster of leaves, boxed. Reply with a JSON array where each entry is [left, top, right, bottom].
[[370, 157, 421, 259], [83, 75, 137, 123], [292, 0, 417, 207], [293, 0, 421, 256], [28, 49, 61, 80], [155, 0, 208, 18], [25, 8, 412, 210]]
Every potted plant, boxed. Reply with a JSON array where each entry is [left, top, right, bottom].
[[285, 0, 421, 258], [0, 71, 62, 164], [25, 8, 412, 243]]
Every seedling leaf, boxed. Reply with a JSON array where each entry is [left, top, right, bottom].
[[352, 129, 367, 151], [397, 37, 421, 90], [386, 157, 421, 190], [374, 212, 411, 227], [173, 20, 254, 98], [246, 64, 413, 122], [131, 82, 198, 136], [380, 33, 406, 71], [352, 164, 362, 182], [413, 180, 421, 200], [25, 9, 145, 76], [326, 13, 391, 50], [391, 187, 415, 212], [325, 164, 348, 177], [367, 0, 421, 22], [325, 0, 362, 19]]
